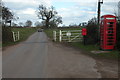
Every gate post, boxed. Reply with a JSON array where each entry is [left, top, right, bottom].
[[12, 31, 15, 42], [53, 31, 56, 41], [18, 31, 20, 40], [59, 30, 62, 42], [68, 36, 71, 42]]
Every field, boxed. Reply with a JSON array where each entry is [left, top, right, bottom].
[[44, 27, 119, 59], [3, 27, 37, 47]]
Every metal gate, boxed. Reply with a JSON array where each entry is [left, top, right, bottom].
[[53, 30, 83, 42]]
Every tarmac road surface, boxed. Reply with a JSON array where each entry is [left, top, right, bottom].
[[3, 32, 48, 78], [2, 32, 101, 78]]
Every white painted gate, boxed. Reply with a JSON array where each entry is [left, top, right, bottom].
[[12, 31, 20, 42], [53, 30, 83, 42]]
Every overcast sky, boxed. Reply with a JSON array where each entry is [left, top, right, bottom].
[[3, 0, 120, 26]]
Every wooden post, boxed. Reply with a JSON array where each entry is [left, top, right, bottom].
[[54, 31, 56, 41], [59, 30, 62, 42], [68, 36, 71, 42], [53, 31, 56, 41], [12, 31, 15, 42], [18, 31, 20, 40]]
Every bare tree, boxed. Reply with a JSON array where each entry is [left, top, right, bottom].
[[2, 4, 14, 26], [53, 16, 62, 25], [12, 22, 17, 27], [34, 21, 42, 27], [25, 20, 32, 27], [113, 1, 120, 20], [19, 22, 24, 27], [49, 16, 62, 28], [37, 5, 59, 28]]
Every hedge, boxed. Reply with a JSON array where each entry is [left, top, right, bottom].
[[2, 26, 13, 44], [117, 22, 120, 51]]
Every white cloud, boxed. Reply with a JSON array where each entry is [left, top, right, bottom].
[[56, 0, 119, 25], [36, 0, 52, 7], [4, 0, 36, 4], [14, 8, 38, 24], [3, 0, 52, 25], [57, 2, 97, 25], [16, 8, 36, 15], [4, 0, 52, 7], [3, 0, 120, 26], [53, 0, 119, 2]]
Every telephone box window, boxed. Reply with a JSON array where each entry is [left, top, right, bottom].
[[107, 22, 114, 24]]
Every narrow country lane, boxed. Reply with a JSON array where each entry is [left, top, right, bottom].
[[0, 48, 2, 79], [45, 41, 101, 78], [3, 32, 48, 78], [2, 31, 102, 78]]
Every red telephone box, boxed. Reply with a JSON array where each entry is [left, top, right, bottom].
[[100, 15, 116, 50]]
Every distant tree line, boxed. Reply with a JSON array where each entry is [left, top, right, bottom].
[[24, 20, 32, 27]]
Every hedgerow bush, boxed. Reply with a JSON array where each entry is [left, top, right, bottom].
[[116, 22, 120, 51], [2, 26, 13, 44], [85, 18, 99, 44], [0, 26, 2, 42]]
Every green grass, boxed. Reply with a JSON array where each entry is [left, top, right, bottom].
[[70, 42, 98, 51], [70, 42, 119, 59], [44, 28, 119, 59], [0, 43, 2, 47], [12, 27, 37, 41], [44, 29, 54, 39], [3, 27, 37, 47], [96, 51, 119, 59]]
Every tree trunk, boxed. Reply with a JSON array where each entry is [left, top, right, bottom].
[[45, 19, 49, 29]]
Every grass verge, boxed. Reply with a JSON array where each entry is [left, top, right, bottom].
[[3, 27, 37, 47], [0, 43, 2, 48], [44, 28, 119, 60], [70, 42, 119, 59]]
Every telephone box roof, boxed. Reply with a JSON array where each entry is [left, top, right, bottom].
[[101, 15, 116, 18]]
